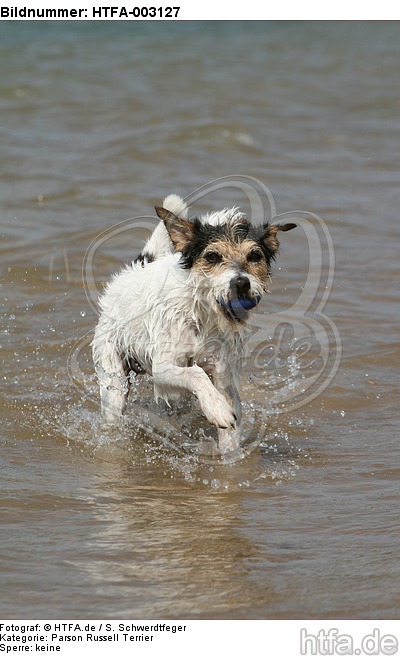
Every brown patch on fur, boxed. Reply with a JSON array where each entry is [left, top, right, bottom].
[[192, 237, 270, 290]]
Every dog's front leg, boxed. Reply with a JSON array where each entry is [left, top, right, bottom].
[[214, 376, 242, 455], [217, 427, 241, 455], [93, 337, 129, 422], [152, 361, 236, 429]]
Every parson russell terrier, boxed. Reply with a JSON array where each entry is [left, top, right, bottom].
[[92, 194, 296, 454]]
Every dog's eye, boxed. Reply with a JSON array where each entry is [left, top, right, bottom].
[[247, 250, 263, 263], [204, 251, 223, 265]]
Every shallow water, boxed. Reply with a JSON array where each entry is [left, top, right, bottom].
[[1, 21, 399, 619]]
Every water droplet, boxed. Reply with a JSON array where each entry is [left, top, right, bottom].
[[80, 310, 86, 317]]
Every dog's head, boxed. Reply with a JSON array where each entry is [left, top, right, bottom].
[[155, 205, 296, 323]]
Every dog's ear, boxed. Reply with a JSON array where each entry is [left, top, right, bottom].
[[260, 222, 297, 254], [155, 206, 195, 252]]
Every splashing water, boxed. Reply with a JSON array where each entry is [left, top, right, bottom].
[[38, 347, 312, 491]]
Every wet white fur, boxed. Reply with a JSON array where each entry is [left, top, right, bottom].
[[92, 194, 262, 454]]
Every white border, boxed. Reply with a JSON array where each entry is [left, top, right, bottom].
[[0, 0, 398, 20], [0, 620, 399, 655]]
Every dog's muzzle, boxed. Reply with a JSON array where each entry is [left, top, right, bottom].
[[217, 275, 261, 320]]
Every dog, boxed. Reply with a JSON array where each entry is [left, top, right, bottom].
[[92, 194, 296, 454]]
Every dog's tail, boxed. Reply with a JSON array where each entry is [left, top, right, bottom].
[[134, 194, 190, 266], [162, 194, 189, 219]]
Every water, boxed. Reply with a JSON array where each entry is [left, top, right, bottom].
[[1, 21, 399, 619]]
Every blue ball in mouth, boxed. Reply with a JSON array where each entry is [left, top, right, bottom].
[[217, 295, 261, 318]]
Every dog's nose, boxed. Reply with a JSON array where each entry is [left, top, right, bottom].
[[231, 275, 251, 296]]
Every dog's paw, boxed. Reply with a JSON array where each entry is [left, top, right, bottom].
[[199, 391, 236, 429]]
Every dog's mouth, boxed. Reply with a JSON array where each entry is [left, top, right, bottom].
[[217, 295, 261, 321]]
